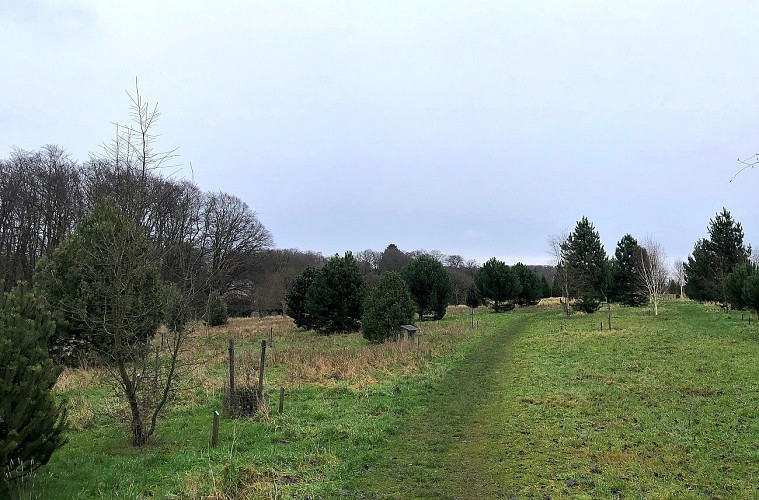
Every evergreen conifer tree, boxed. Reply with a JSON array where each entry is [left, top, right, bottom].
[[285, 266, 320, 330], [305, 252, 366, 333], [362, 272, 415, 343], [540, 275, 552, 299], [475, 258, 520, 312], [561, 217, 610, 313], [724, 262, 755, 310], [684, 209, 750, 302], [513, 263, 542, 306], [609, 234, 647, 306], [402, 255, 453, 320], [1, 284, 67, 492]]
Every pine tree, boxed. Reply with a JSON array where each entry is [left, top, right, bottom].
[[305, 252, 366, 333], [465, 283, 483, 309], [561, 217, 610, 313], [285, 266, 320, 330], [402, 255, 453, 320], [741, 273, 759, 316], [684, 208, 750, 302], [513, 263, 542, 306], [33, 200, 167, 446], [34, 199, 164, 365], [1, 284, 67, 492], [362, 272, 415, 343], [475, 258, 521, 312], [724, 262, 755, 310]]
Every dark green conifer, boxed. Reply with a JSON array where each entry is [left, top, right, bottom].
[[1, 284, 67, 492]]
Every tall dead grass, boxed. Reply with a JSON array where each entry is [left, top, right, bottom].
[[52, 309, 485, 418]]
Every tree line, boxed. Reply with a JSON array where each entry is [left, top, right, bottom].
[[549, 208, 757, 318], [0, 146, 272, 310], [284, 250, 552, 343]]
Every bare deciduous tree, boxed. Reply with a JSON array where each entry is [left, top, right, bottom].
[[638, 237, 669, 316], [200, 191, 273, 294], [548, 231, 570, 317], [672, 259, 685, 298]]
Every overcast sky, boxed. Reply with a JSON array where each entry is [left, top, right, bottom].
[[2, 1, 758, 266]]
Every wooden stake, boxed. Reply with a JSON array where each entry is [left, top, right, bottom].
[[607, 301, 612, 331], [278, 387, 284, 414], [228, 339, 235, 397], [211, 410, 219, 448], [257, 340, 267, 404]]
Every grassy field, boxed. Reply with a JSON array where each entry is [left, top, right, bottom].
[[10, 300, 759, 498], [349, 300, 759, 498]]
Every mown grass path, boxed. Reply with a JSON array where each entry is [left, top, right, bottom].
[[347, 302, 759, 499], [347, 314, 532, 498]]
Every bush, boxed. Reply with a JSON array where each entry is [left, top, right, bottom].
[[205, 291, 228, 326], [573, 297, 601, 313], [1, 284, 67, 492], [362, 272, 415, 343]]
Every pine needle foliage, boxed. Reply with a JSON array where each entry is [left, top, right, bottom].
[[1, 284, 67, 492]]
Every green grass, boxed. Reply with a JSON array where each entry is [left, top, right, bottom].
[[348, 300, 759, 498], [12, 301, 759, 498]]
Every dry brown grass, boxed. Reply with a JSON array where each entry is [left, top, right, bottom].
[[177, 308, 480, 392], [52, 308, 485, 424]]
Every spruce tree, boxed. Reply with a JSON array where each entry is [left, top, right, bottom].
[[561, 217, 610, 313], [362, 272, 415, 343], [1, 284, 67, 492]]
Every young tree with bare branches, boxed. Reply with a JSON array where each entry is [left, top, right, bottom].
[[548, 231, 570, 317], [672, 259, 685, 297], [638, 237, 669, 316]]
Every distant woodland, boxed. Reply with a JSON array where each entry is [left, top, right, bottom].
[[0, 145, 554, 318]]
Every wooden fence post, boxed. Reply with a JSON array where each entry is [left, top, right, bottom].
[[211, 410, 219, 448], [257, 340, 267, 405], [278, 387, 284, 414], [228, 339, 235, 397], [269, 327, 273, 347], [607, 301, 612, 331]]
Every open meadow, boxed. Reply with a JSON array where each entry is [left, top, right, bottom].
[[11, 300, 759, 498]]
